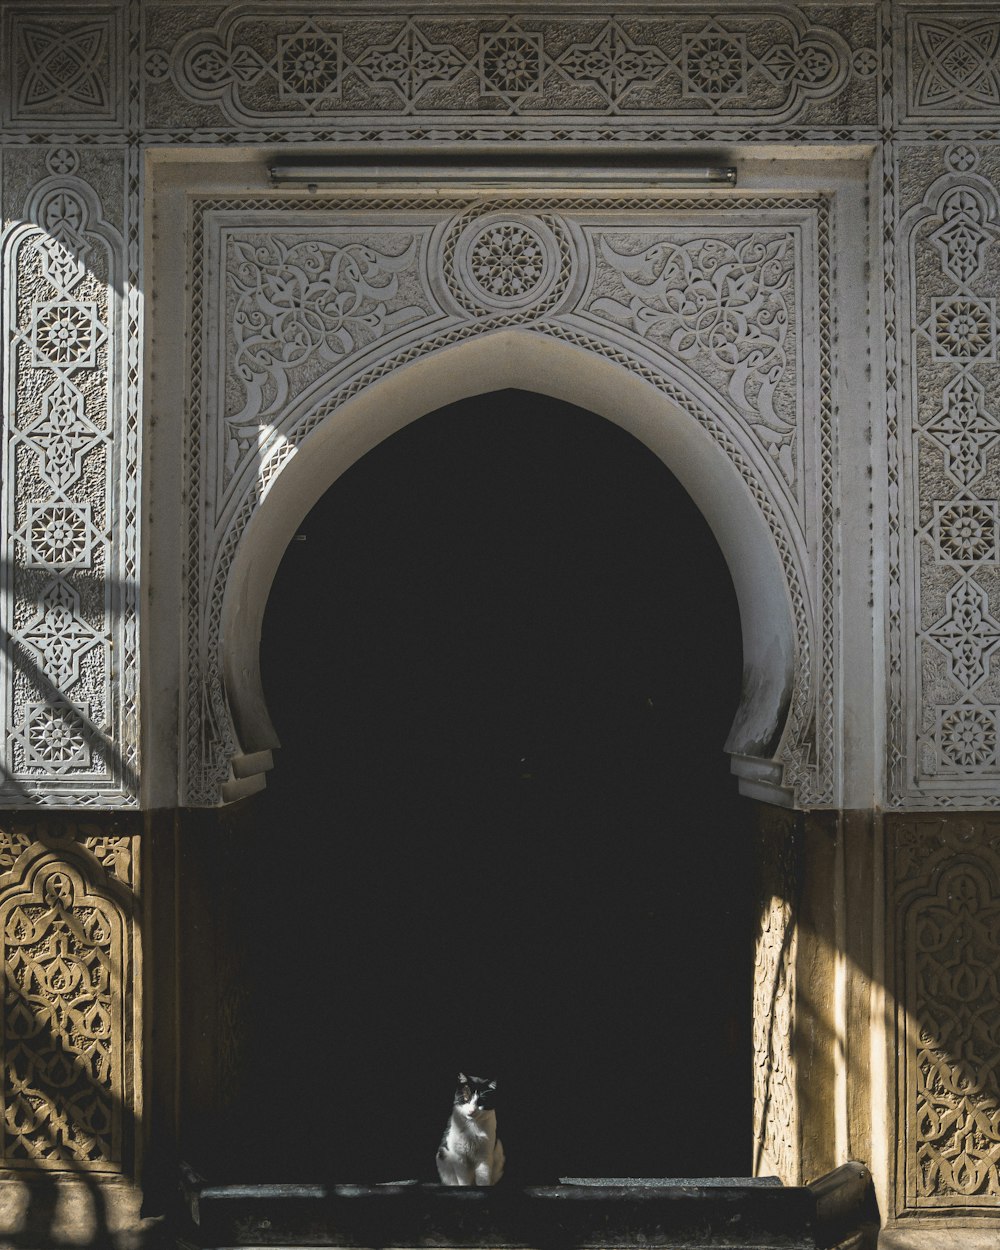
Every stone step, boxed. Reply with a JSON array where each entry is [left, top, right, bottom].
[[177, 1161, 876, 1250]]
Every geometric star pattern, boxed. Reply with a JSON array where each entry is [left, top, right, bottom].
[[352, 21, 465, 105], [915, 19, 1000, 111], [923, 373, 1000, 489], [10, 699, 92, 775], [558, 20, 670, 103], [18, 378, 105, 493], [15, 579, 103, 691], [927, 577, 1000, 690], [933, 500, 1000, 566], [14, 502, 102, 572], [15, 22, 110, 115]]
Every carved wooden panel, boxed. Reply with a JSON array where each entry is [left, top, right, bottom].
[[891, 816, 1000, 1212], [0, 822, 138, 1172]]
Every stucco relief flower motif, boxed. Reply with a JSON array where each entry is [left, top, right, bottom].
[[947, 143, 980, 173], [480, 32, 542, 98], [227, 234, 425, 443], [939, 706, 997, 769], [277, 30, 340, 99], [592, 234, 791, 436], [935, 502, 999, 565], [684, 34, 746, 96], [32, 707, 80, 761], [930, 297, 996, 361], [851, 48, 878, 78], [31, 301, 101, 369], [15, 701, 92, 773], [469, 223, 545, 298], [144, 50, 170, 81], [46, 146, 79, 176], [27, 503, 92, 568]]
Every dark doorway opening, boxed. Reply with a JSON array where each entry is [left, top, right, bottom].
[[214, 389, 752, 1183]]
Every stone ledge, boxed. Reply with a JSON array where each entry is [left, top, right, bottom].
[[179, 1162, 874, 1250]]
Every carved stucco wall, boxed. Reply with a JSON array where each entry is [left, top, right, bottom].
[[184, 190, 830, 806], [0, 0, 999, 1232], [2, 1, 998, 811]]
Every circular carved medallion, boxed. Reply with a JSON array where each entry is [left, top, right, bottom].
[[447, 212, 566, 315]]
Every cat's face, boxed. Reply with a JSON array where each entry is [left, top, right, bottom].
[[454, 1073, 497, 1118]]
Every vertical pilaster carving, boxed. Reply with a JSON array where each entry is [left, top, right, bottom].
[[0, 822, 137, 1172], [753, 805, 800, 1183], [892, 816, 1000, 1211], [895, 139, 1000, 807], [1, 150, 137, 805]]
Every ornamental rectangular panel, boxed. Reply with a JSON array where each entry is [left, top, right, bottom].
[[0, 148, 139, 805]]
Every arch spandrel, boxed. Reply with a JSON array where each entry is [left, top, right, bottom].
[[183, 191, 834, 809]]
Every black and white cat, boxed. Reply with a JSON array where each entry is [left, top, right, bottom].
[[436, 1073, 505, 1186]]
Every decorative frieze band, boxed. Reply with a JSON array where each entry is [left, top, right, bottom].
[[139, 6, 876, 136]]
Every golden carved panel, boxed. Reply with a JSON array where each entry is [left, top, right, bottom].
[[892, 817, 1000, 1210], [0, 824, 136, 1172]]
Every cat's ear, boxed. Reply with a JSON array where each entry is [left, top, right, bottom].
[[457, 1072, 467, 1084], [487, 1080, 497, 1091]]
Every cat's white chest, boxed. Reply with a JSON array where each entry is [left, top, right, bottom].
[[449, 1114, 490, 1157], [437, 1109, 505, 1186]]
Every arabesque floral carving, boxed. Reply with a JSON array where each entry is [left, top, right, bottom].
[[226, 234, 427, 470], [588, 233, 794, 482]]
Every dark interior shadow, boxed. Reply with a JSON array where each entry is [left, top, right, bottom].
[[177, 389, 754, 1186]]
